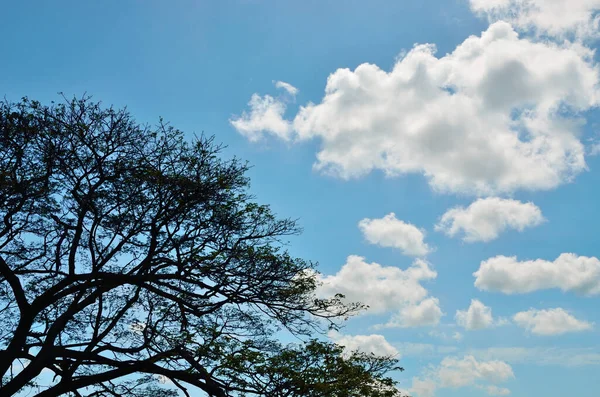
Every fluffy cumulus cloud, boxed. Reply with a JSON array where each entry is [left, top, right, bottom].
[[437, 356, 514, 387], [359, 213, 431, 256], [411, 355, 514, 396], [316, 255, 440, 327], [230, 81, 298, 141], [384, 297, 443, 328], [328, 330, 399, 357], [473, 253, 600, 295], [230, 93, 291, 142], [513, 308, 593, 335], [470, 0, 600, 39], [234, 22, 599, 195], [436, 198, 545, 242], [456, 299, 496, 330]]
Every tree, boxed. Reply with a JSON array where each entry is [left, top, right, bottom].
[[0, 97, 406, 397]]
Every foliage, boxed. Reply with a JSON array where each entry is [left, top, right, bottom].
[[0, 97, 405, 396]]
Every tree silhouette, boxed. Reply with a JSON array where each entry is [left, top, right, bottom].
[[0, 97, 405, 396]]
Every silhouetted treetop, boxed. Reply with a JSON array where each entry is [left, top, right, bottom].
[[0, 97, 405, 397]]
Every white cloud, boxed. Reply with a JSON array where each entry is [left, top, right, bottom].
[[230, 93, 292, 141], [317, 255, 441, 327], [412, 356, 514, 396], [437, 356, 514, 388], [236, 22, 599, 195], [470, 346, 600, 367], [473, 253, 600, 295], [470, 0, 600, 39], [230, 81, 298, 141], [411, 378, 437, 397], [328, 330, 399, 357], [590, 141, 600, 155], [274, 80, 299, 96], [455, 299, 496, 330], [513, 308, 593, 335], [384, 297, 443, 328], [483, 385, 512, 396], [317, 255, 436, 313], [436, 198, 545, 242], [359, 213, 431, 256]]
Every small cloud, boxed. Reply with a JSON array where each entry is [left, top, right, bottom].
[[316, 255, 437, 315], [513, 308, 593, 336], [383, 297, 444, 328], [230, 94, 292, 142], [328, 330, 399, 357], [455, 299, 507, 331], [589, 141, 600, 156], [274, 80, 299, 96], [474, 253, 600, 295], [436, 198, 545, 243], [316, 255, 442, 328], [359, 213, 431, 256], [411, 355, 514, 396]]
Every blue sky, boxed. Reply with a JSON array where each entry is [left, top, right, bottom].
[[2, 1, 600, 396]]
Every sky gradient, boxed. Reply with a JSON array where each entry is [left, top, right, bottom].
[[2, 1, 600, 396]]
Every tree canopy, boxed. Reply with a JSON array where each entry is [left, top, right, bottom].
[[0, 97, 406, 396]]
